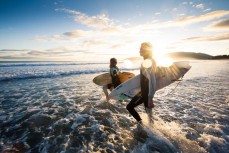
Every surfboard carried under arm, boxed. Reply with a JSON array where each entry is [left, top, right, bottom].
[[109, 61, 191, 100], [93, 72, 135, 86]]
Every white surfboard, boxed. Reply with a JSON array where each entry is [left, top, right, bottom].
[[109, 61, 191, 100]]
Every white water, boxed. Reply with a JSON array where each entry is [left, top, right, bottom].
[[0, 60, 228, 152]]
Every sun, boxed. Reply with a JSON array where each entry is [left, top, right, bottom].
[[122, 53, 174, 69]]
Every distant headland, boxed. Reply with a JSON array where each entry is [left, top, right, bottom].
[[166, 52, 229, 60]]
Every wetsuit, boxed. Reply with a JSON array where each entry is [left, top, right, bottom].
[[107, 66, 121, 89], [126, 58, 156, 121]]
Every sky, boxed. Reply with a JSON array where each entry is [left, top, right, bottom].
[[0, 0, 229, 61]]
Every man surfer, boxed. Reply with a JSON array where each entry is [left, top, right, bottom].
[[126, 42, 156, 126], [103, 58, 121, 102]]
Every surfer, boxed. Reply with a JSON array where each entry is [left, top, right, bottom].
[[126, 42, 156, 126], [103, 58, 121, 102]]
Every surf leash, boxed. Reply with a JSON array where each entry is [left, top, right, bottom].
[[163, 76, 184, 96]]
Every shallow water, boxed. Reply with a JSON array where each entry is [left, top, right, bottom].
[[0, 60, 228, 153]]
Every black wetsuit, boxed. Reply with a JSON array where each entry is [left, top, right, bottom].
[[126, 58, 156, 121]]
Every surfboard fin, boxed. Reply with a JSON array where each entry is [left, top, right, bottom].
[[171, 76, 184, 81]]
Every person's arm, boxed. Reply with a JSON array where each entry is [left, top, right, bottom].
[[145, 66, 156, 107], [111, 67, 118, 76]]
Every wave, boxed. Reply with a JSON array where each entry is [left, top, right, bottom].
[[0, 68, 138, 81], [0, 70, 107, 81], [0, 62, 107, 67]]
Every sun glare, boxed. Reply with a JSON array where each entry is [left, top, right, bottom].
[[155, 57, 174, 67], [122, 60, 133, 68], [142, 59, 152, 68]]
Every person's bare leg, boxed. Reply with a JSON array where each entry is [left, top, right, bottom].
[[146, 107, 153, 124], [102, 85, 109, 102]]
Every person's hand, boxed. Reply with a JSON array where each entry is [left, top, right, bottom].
[[148, 97, 154, 108]]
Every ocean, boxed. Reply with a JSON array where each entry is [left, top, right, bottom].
[[0, 60, 228, 153]]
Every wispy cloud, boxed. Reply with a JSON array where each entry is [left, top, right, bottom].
[[195, 4, 205, 9], [0, 49, 29, 52], [0, 49, 45, 60], [0, 46, 92, 61], [131, 10, 227, 29], [181, 2, 188, 5], [56, 8, 114, 29], [32, 35, 67, 42], [174, 10, 229, 25], [110, 44, 123, 49], [203, 8, 211, 12], [82, 40, 108, 47], [31, 9, 229, 58], [100, 26, 123, 33], [56, 9, 229, 33], [155, 12, 161, 15], [45, 46, 77, 52], [206, 18, 229, 31], [63, 30, 91, 38], [0, 56, 29, 60], [181, 33, 229, 42], [131, 10, 229, 30], [27, 50, 46, 56]]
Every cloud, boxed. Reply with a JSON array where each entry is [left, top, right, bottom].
[[181, 33, 229, 42], [32, 35, 65, 42], [110, 44, 123, 49], [174, 10, 229, 25], [33, 31, 90, 42], [178, 13, 186, 16], [61, 5, 215, 29], [203, 8, 211, 12], [155, 12, 161, 15], [0, 49, 45, 60], [45, 46, 73, 53], [181, 2, 188, 5], [63, 26, 122, 39], [206, 18, 229, 30], [127, 10, 229, 30], [195, 4, 205, 9], [0, 49, 28, 52], [57, 8, 114, 29], [27, 50, 45, 56], [63, 30, 91, 38], [34, 26, 123, 43], [0, 49, 42, 55], [100, 27, 122, 33], [39, 9, 229, 43], [31, 9, 229, 54], [0, 47, 84, 59], [0, 56, 28, 59], [82, 40, 108, 47]]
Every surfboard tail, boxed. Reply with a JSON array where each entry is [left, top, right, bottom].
[[174, 61, 191, 70]]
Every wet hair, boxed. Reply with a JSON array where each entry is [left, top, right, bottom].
[[110, 58, 117, 64], [110, 58, 117, 68]]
